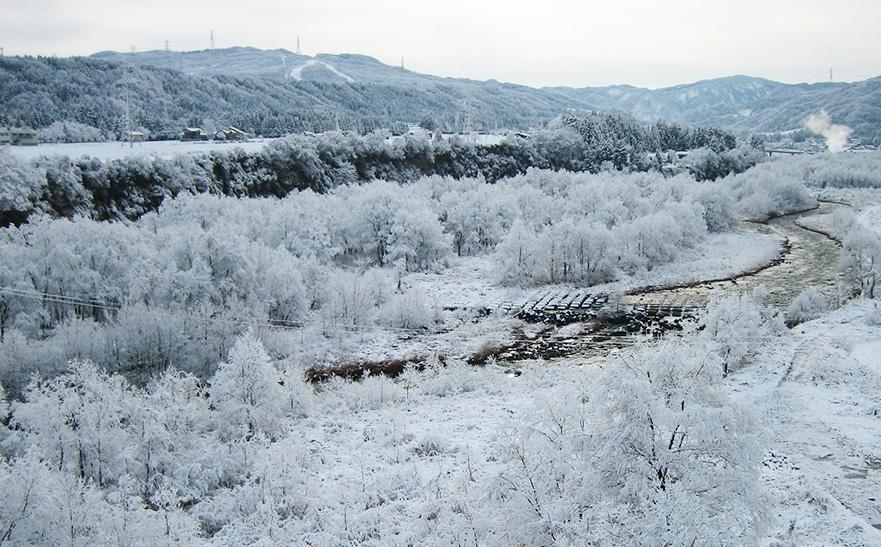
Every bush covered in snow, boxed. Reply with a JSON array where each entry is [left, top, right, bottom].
[[786, 286, 830, 324]]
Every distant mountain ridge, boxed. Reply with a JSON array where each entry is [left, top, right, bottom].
[[1, 47, 879, 142], [92, 47, 881, 142]]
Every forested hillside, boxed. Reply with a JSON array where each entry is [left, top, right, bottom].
[[3, 49, 880, 142], [0, 55, 590, 138]]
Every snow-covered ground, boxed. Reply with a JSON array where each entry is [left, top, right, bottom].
[[276, 298, 881, 544], [730, 300, 881, 543], [3, 139, 277, 161]]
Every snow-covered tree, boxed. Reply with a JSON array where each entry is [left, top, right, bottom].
[[841, 225, 880, 298], [209, 331, 286, 441], [694, 289, 784, 375], [588, 339, 769, 543]]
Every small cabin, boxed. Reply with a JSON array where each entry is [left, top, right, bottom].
[[214, 126, 248, 141], [123, 130, 146, 142], [0, 127, 38, 146], [181, 127, 209, 141]]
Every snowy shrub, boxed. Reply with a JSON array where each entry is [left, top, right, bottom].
[[0, 150, 45, 222], [693, 183, 737, 231], [786, 286, 830, 324], [377, 289, 441, 330], [864, 302, 881, 326], [587, 339, 769, 543], [11, 360, 135, 486], [420, 359, 488, 398], [695, 288, 785, 375], [37, 121, 105, 143], [320, 270, 379, 327], [411, 433, 451, 457], [321, 374, 405, 413], [486, 339, 769, 545], [194, 437, 312, 537], [279, 364, 313, 418], [729, 160, 815, 219]]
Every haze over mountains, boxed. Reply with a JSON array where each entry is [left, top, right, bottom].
[[2, 46, 880, 142]]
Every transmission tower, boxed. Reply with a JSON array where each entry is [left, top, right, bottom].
[[296, 35, 301, 55], [164, 39, 170, 52], [210, 30, 215, 49]]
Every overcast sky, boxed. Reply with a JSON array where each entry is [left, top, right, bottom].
[[2, 0, 879, 88]]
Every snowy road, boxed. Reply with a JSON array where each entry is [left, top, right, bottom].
[[4, 139, 277, 161]]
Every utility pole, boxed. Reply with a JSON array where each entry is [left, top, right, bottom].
[[829, 68, 833, 82], [123, 58, 133, 147], [401, 57, 404, 69], [296, 35, 301, 55], [164, 39, 170, 52], [210, 30, 215, 49]]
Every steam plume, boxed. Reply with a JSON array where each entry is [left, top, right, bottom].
[[804, 110, 852, 153]]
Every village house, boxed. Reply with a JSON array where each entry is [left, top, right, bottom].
[[214, 126, 248, 141], [123, 130, 146, 142], [0, 127, 39, 145], [180, 127, 209, 141]]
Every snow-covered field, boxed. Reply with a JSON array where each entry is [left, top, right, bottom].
[[732, 300, 881, 543], [257, 298, 881, 544], [3, 139, 276, 161], [292, 298, 881, 542]]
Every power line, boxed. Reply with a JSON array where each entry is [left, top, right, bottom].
[[0, 286, 456, 336], [1, 286, 876, 341]]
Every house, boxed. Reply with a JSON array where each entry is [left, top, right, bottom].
[[180, 127, 209, 141], [123, 130, 146, 142], [214, 126, 248, 141], [0, 127, 38, 145]]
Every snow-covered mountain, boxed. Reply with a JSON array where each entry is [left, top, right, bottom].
[[2, 47, 879, 141], [90, 47, 881, 141]]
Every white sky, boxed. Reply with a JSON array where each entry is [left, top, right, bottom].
[[2, 0, 879, 88]]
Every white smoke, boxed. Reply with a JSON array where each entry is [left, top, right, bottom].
[[804, 110, 853, 153]]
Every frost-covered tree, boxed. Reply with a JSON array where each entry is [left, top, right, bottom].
[[11, 360, 134, 486], [841, 225, 880, 298], [588, 340, 769, 543], [209, 331, 286, 441], [694, 289, 784, 375]]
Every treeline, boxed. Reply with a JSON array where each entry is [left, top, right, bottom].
[[0, 116, 752, 226]]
